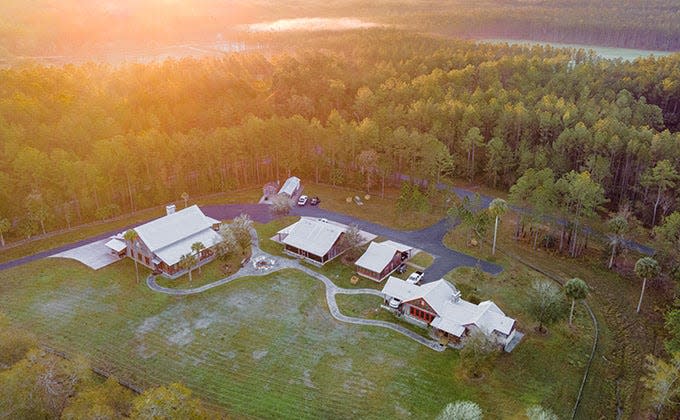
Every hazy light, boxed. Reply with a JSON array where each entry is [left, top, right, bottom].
[[244, 17, 381, 32]]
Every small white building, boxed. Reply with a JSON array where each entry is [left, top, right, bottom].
[[355, 241, 412, 282], [278, 176, 301, 197], [106, 205, 222, 278], [382, 277, 520, 351]]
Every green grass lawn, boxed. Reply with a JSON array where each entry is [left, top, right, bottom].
[[334, 294, 433, 338], [0, 253, 592, 418], [154, 250, 249, 290], [253, 216, 299, 256], [303, 183, 447, 230], [408, 251, 434, 268]]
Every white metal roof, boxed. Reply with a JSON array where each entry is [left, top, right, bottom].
[[281, 217, 345, 257], [154, 228, 223, 266], [355, 242, 399, 273], [104, 238, 127, 253], [431, 316, 466, 337], [379, 240, 412, 252], [278, 176, 301, 196], [355, 241, 412, 273], [382, 277, 515, 337], [134, 205, 218, 252]]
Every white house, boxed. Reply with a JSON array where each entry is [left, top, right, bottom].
[[382, 277, 520, 351], [276, 217, 347, 265], [106, 205, 222, 278], [278, 176, 301, 197], [355, 240, 412, 282]]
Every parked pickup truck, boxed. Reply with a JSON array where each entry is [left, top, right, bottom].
[[406, 271, 424, 284]]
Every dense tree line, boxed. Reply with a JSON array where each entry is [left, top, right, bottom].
[[420, 0, 680, 51], [1, 31, 680, 243]]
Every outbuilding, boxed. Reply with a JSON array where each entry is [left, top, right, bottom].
[[355, 241, 413, 282], [278, 176, 301, 197]]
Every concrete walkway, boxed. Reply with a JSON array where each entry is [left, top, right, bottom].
[[49, 239, 122, 270], [147, 229, 446, 352]]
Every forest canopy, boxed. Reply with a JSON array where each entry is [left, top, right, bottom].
[[1, 30, 680, 242]]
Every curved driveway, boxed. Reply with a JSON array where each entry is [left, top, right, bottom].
[[1, 183, 651, 274], [201, 204, 502, 282], [147, 229, 446, 351]]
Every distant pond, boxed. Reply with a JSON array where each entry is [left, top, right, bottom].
[[243, 17, 382, 32], [479, 38, 674, 61]]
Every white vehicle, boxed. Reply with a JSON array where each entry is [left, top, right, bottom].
[[406, 271, 424, 284], [388, 297, 402, 309], [297, 195, 308, 206]]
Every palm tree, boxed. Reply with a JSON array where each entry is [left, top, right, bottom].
[[123, 229, 140, 284], [488, 198, 508, 256], [635, 257, 660, 313], [181, 192, 189, 208], [564, 278, 588, 325], [607, 215, 628, 269], [179, 253, 197, 285], [0, 217, 10, 247], [191, 241, 205, 274]]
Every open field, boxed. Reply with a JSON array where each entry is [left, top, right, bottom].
[[0, 223, 593, 418]]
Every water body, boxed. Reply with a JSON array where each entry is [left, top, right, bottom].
[[480, 38, 674, 61], [3, 18, 380, 67], [243, 17, 381, 32], [3, 41, 250, 68]]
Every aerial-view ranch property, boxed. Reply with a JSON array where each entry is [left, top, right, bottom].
[[3, 4, 679, 416], [0, 180, 601, 419]]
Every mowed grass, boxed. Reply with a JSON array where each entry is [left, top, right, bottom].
[[154, 249, 249, 290], [303, 183, 446, 230], [409, 251, 434, 268], [0, 253, 591, 418]]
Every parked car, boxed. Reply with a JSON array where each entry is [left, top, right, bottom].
[[388, 297, 402, 309], [406, 271, 424, 284], [297, 195, 308, 206], [310, 196, 320, 206], [396, 263, 407, 274]]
